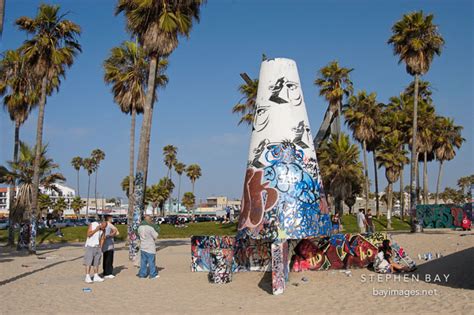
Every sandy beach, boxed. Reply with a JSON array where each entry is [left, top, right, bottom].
[[0, 230, 473, 314]]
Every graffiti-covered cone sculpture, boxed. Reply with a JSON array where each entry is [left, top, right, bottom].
[[238, 58, 331, 240]]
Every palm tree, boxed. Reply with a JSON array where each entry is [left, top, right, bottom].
[[103, 41, 168, 222], [232, 77, 259, 126], [70, 157, 83, 197], [182, 192, 195, 217], [70, 196, 84, 217], [385, 94, 413, 218], [146, 181, 169, 217], [82, 158, 95, 221], [186, 164, 201, 217], [163, 145, 177, 214], [457, 176, 472, 200], [314, 61, 354, 136], [115, 0, 205, 221], [174, 162, 186, 213], [416, 100, 436, 204], [53, 197, 67, 219], [121, 175, 132, 198], [343, 91, 379, 213], [0, 49, 38, 246], [16, 4, 81, 252], [38, 194, 51, 219], [317, 134, 364, 216], [433, 117, 464, 203], [0, 49, 38, 163], [91, 149, 105, 212], [186, 164, 202, 195], [2, 142, 65, 227], [163, 145, 177, 178], [388, 11, 445, 227], [376, 132, 409, 229]]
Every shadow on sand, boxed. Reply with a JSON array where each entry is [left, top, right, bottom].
[[258, 272, 273, 295], [0, 255, 83, 286], [413, 246, 474, 290]]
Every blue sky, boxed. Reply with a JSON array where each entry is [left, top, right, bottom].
[[1, 0, 472, 203]]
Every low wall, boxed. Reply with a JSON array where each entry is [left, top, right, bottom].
[[190, 232, 387, 273], [416, 203, 472, 228]]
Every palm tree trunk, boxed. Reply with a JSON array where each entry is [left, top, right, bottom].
[[168, 167, 172, 215], [94, 169, 98, 213], [416, 153, 421, 204], [177, 175, 182, 213], [86, 175, 91, 221], [7, 120, 20, 247], [400, 164, 404, 220], [131, 54, 158, 261], [362, 140, 369, 214], [409, 74, 419, 230], [127, 108, 136, 227], [76, 170, 80, 197], [373, 151, 380, 219], [29, 75, 48, 254], [0, 0, 5, 35], [423, 151, 428, 204], [435, 161, 443, 204], [387, 182, 393, 230]]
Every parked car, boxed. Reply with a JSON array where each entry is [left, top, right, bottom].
[[0, 219, 9, 230], [113, 217, 127, 225], [154, 217, 166, 225], [51, 220, 68, 228], [64, 219, 77, 227]]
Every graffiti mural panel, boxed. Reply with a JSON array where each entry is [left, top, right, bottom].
[[416, 204, 472, 228], [289, 233, 384, 272]]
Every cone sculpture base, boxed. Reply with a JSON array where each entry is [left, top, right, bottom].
[[191, 233, 396, 294]]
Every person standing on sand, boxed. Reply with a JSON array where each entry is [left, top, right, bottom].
[[102, 215, 119, 279], [84, 219, 107, 283], [357, 209, 367, 234], [137, 215, 160, 279]]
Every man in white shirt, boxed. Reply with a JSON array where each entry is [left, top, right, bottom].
[[84, 220, 107, 283], [137, 215, 159, 279], [357, 209, 367, 234]]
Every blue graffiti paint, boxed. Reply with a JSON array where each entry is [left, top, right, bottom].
[[29, 216, 37, 253], [262, 142, 331, 238], [129, 171, 144, 261]]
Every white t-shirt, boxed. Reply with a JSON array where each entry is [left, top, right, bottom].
[[357, 212, 366, 227], [374, 251, 390, 273], [85, 222, 103, 247]]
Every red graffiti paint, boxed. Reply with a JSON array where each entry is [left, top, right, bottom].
[[451, 207, 463, 227], [238, 168, 278, 230]]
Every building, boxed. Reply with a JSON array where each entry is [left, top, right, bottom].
[[195, 196, 241, 217], [0, 183, 76, 217], [40, 183, 76, 210], [0, 187, 11, 217]]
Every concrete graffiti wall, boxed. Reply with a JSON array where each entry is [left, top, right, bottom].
[[191, 236, 235, 272], [416, 203, 472, 228], [191, 233, 386, 273], [238, 58, 331, 241], [289, 233, 385, 271]]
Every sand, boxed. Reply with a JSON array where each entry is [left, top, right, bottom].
[[0, 230, 473, 314]]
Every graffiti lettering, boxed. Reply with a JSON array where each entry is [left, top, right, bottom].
[[238, 168, 278, 230]]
